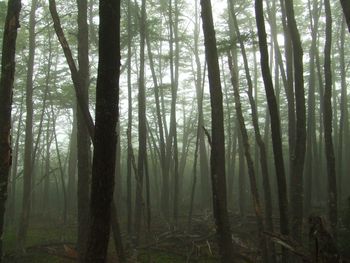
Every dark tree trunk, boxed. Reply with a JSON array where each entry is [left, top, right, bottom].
[[255, 0, 289, 247], [284, 0, 307, 243], [323, 0, 337, 236], [84, 0, 120, 261], [200, 0, 235, 261], [340, 0, 350, 32], [0, 0, 21, 259]]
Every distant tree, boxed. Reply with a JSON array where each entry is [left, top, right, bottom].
[[200, 0, 235, 261], [17, 0, 37, 251], [228, 3, 275, 260], [76, 0, 91, 259], [134, 0, 146, 244], [126, 0, 133, 235], [338, 17, 349, 203], [0, 0, 21, 259], [324, 0, 337, 236], [194, 0, 210, 210], [227, 51, 268, 263]]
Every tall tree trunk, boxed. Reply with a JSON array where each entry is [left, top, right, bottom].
[[171, 0, 180, 226], [338, 18, 348, 203], [340, 0, 350, 32], [323, 0, 337, 236], [277, 0, 295, 177], [134, 0, 147, 244], [228, 4, 275, 260], [84, 0, 120, 261], [254, 0, 289, 258], [200, 0, 235, 261], [0, 0, 21, 259], [228, 51, 268, 263], [17, 0, 37, 250], [284, 0, 307, 243], [126, 0, 133, 235], [76, 0, 91, 259], [305, 0, 320, 214], [193, 4, 210, 206]]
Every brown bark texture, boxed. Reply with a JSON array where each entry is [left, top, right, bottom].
[[200, 0, 235, 261], [0, 0, 21, 259], [84, 0, 121, 261]]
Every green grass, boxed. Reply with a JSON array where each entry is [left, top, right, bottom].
[[2, 223, 76, 263]]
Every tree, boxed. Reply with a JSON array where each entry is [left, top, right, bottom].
[[228, 3, 275, 260], [134, 0, 147, 244], [76, 0, 91, 259], [254, 0, 289, 260], [84, 0, 121, 261], [17, 0, 38, 250], [228, 51, 268, 262], [200, 0, 235, 261], [283, 0, 307, 242], [0, 0, 21, 259], [126, 0, 133, 235], [323, 0, 337, 236], [340, 0, 350, 32], [194, 0, 210, 209]]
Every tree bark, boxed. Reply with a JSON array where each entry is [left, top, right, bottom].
[[340, 0, 350, 32], [255, 0, 289, 247], [200, 0, 235, 261], [323, 0, 337, 237], [0, 0, 21, 259], [283, 0, 307, 243], [84, 0, 120, 261], [17, 0, 37, 251]]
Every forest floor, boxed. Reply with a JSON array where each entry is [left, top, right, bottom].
[[2, 209, 350, 262]]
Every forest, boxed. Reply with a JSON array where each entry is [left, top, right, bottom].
[[1, 0, 350, 262]]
